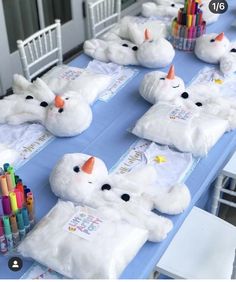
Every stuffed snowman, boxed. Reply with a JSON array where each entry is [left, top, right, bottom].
[[194, 32, 236, 75], [142, 0, 183, 18], [139, 65, 185, 104], [0, 75, 92, 137], [49, 153, 191, 242], [84, 29, 175, 69]]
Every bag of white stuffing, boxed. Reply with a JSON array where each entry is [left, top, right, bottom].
[[18, 200, 148, 279], [132, 103, 228, 157]]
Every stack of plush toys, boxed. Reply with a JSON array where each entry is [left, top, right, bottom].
[[0, 1, 235, 279]]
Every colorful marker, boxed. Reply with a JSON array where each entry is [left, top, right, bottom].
[[10, 215, 20, 247], [2, 216, 13, 251], [22, 207, 30, 233], [16, 211, 26, 240], [0, 219, 7, 254], [2, 196, 11, 215], [9, 192, 18, 213]]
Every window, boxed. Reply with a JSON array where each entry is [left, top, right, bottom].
[[121, 0, 137, 10]]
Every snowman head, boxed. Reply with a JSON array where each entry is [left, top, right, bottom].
[[136, 29, 175, 68], [49, 153, 109, 204], [195, 32, 230, 64], [140, 65, 185, 104], [45, 92, 92, 137]]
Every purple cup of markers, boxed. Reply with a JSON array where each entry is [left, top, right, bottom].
[[2, 196, 11, 215], [0, 197, 4, 216]]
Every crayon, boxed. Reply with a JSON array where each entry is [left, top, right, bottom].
[[0, 219, 7, 253], [191, 1, 196, 14], [192, 15, 196, 26], [2, 196, 11, 215], [22, 207, 30, 233], [0, 175, 9, 196], [16, 211, 26, 240], [5, 173, 13, 192], [9, 192, 18, 213], [10, 215, 20, 247], [2, 216, 13, 251]]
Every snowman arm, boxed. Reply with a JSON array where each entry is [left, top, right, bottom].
[[28, 78, 55, 103], [153, 183, 191, 215], [83, 39, 110, 62], [6, 113, 42, 125], [12, 74, 32, 95], [122, 206, 173, 242]]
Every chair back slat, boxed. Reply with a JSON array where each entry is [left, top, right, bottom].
[[27, 43, 35, 62], [87, 0, 121, 38], [17, 19, 63, 81]]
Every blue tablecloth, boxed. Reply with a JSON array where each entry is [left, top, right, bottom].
[[1, 1, 236, 278]]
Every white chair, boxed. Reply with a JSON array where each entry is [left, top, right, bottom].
[[156, 207, 236, 279], [17, 19, 63, 81], [211, 151, 236, 216], [86, 0, 121, 38]]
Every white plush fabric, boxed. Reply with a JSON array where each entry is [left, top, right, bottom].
[[139, 68, 185, 104], [117, 16, 167, 44], [142, 1, 182, 18], [50, 153, 191, 241], [220, 44, 236, 75], [84, 36, 175, 69], [18, 200, 148, 279], [0, 75, 92, 137], [199, 0, 220, 25], [178, 83, 236, 131], [0, 143, 20, 168], [42, 65, 113, 105], [132, 102, 228, 156], [194, 33, 230, 64]]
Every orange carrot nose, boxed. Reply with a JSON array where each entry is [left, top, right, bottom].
[[215, 32, 224, 42], [82, 157, 95, 174], [166, 65, 175, 80], [54, 96, 64, 108], [144, 29, 151, 41]]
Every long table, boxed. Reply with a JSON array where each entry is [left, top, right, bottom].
[[1, 1, 236, 278]]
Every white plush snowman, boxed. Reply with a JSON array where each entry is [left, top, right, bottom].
[[84, 29, 175, 69], [49, 153, 191, 242], [199, 0, 220, 25], [194, 32, 236, 75], [0, 75, 92, 137], [177, 83, 236, 131], [139, 65, 185, 104], [142, 0, 183, 18]]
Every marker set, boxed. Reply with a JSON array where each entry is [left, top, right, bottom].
[[0, 163, 35, 254], [171, 0, 206, 51]]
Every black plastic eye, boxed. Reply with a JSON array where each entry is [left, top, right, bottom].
[[58, 108, 64, 113], [73, 166, 80, 173], [101, 184, 111, 191], [88, 181, 93, 184], [195, 102, 203, 107], [26, 95, 33, 100], [210, 39, 215, 43], [122, 43, 129, 47], [40, 101, 48, 107], [65, 97, 69, 100], [230, 48, 236, 53], [121, 194, 130, 202], [132, 46, 138, 51], [171, 3, 175, 7], [160, 77, 165, 80], [181, 92, 189, 99]]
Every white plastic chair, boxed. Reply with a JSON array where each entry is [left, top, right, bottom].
[[17, 19, 63, 81], [211, 151, 236, 216], [156, 207, 236, 279], [86, 0, 121, 38]]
